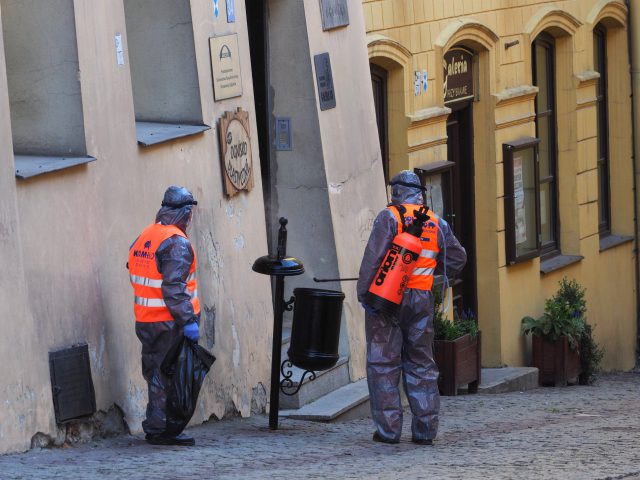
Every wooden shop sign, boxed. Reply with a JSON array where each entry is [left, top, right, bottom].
[[443, 47, 475, 104], [218, 109, 254, 196]]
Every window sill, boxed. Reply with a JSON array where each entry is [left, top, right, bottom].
[[540, 254, 583, 275], [599, 234, 634, 252], [136, 121, 211, 147], [15, 154, 96, 179]]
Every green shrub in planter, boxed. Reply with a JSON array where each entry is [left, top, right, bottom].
[[521, 277, 603, 385]]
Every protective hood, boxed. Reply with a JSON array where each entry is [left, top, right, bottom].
[[155, 185, 197, 233], [389, 170, 423, 205]]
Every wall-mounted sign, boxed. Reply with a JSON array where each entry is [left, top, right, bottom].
[[443, 47, 475, 105], [314, 53, 336, 111], [218, 109, 254, 196], [276, 117, 292, 151], [226, 0, 235, 22], [319, 0, 349, 31], [210, 34, 243, 101]]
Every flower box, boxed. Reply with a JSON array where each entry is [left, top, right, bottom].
[[434, 331, 481, 396], [532, 335, 581, 386]]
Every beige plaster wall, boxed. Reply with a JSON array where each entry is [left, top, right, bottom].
[[304, 0, 388, 380], [0, 2, 44, 453], [363, 0, 637, 369], [0, 0, 274, 452]]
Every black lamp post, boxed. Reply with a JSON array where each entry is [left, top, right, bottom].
[[252, 217, 304, 429]]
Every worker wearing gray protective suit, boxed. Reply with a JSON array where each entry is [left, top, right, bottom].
[[128, 185, 201, 446], [357, 170, 467, 445]]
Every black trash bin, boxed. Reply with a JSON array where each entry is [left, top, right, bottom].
[[288, 288, 345, 371]]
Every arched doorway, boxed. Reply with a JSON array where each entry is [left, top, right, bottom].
[[444, 46, 477, 316]]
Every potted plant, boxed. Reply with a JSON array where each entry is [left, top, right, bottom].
[[521, 277, 603, 386], [433, 290, 481, 396]]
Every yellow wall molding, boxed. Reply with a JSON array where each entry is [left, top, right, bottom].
[[587, 0, 628, 28], [492, 85, 539, 108], [523, 7, 583, 39], [575, 70, 601, 87], [434, 17, 500, 52], [495, 113, 536, 130], [367, 33, 412, 67], [407, 106, 451, 129], [408, 137, 448, 153]]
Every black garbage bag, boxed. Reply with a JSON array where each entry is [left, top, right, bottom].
[[161, 337, 216, 436]]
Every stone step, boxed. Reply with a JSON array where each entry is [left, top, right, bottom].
[[280, 378, 370, 422], [458, 367, 539, 394], [279, 356, 350, 409]]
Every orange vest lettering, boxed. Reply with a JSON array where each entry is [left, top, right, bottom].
[[128, 223, 200, 323], [389, 204, 440, 290]]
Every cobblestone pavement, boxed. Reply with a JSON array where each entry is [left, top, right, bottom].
[[1, 372, 640, 480]]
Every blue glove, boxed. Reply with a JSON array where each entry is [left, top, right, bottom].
[[361, 303, 379, 317], [183, 322, 200, 342]]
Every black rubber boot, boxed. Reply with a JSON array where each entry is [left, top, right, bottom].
[[372, 431, 399, 444], [411, 437, 434, 446], [146, 433, 195, 446]]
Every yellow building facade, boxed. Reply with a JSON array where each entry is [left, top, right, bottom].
[[363, 0, 637, 369]]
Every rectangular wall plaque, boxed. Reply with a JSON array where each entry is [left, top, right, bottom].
[[210, 34, 243, 101], [319, 0, 349, 31], [314, 53, 336, 111], [276, 117, 292, 151]]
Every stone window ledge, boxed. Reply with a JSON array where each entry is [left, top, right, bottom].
[[136, 121, 210, 147], [540, 254, 583, 275], [599, 234, 634, 252], [15, 154, 96, 179]]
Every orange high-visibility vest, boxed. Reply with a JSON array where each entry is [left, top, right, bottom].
[[128, 223, 200, 323], [389, 204, 440, 291]]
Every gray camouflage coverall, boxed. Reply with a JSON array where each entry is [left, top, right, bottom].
[[357, 170, 467, 443], [130, 186, 200, 436]]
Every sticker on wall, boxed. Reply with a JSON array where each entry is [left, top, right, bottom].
[[210, 34, 243, 101], [226, 0, 235, 22], [422, 69, 428, 92], [414, 71, 421, 96], [218, 109, 254, 197], [213, 0, 219, 18], [114, 33, 125, 66]]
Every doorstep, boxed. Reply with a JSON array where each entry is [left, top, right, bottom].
[[459, 367, 539, 394]]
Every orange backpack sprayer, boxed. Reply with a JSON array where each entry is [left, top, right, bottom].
[[365, 206, 430, 316]]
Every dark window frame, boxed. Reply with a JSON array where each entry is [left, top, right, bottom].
[[594, 24, 611, 236], [503, 137, 542, 265], [370, 63, 389, 183], [532, 33, 560, 259]]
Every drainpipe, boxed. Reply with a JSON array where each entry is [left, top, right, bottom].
[[627, 0, 640, 366]]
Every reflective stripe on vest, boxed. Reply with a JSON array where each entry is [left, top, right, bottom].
[[388, 204, 440, 290], [128, 223, 200, 323]]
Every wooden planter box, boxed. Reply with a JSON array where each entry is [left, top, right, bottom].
[[532, 335, 581, 386], [434, 332, 481, 396]]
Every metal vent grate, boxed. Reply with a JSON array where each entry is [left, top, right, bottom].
[[49, 343, 96, 423]]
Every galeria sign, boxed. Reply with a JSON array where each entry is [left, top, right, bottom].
[[443, 47, 474, 104], [218, 109, 253, 196]]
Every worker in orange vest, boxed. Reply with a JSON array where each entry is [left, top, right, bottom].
[[128, 185, 200, 446], [357, 170, 467, 445]]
